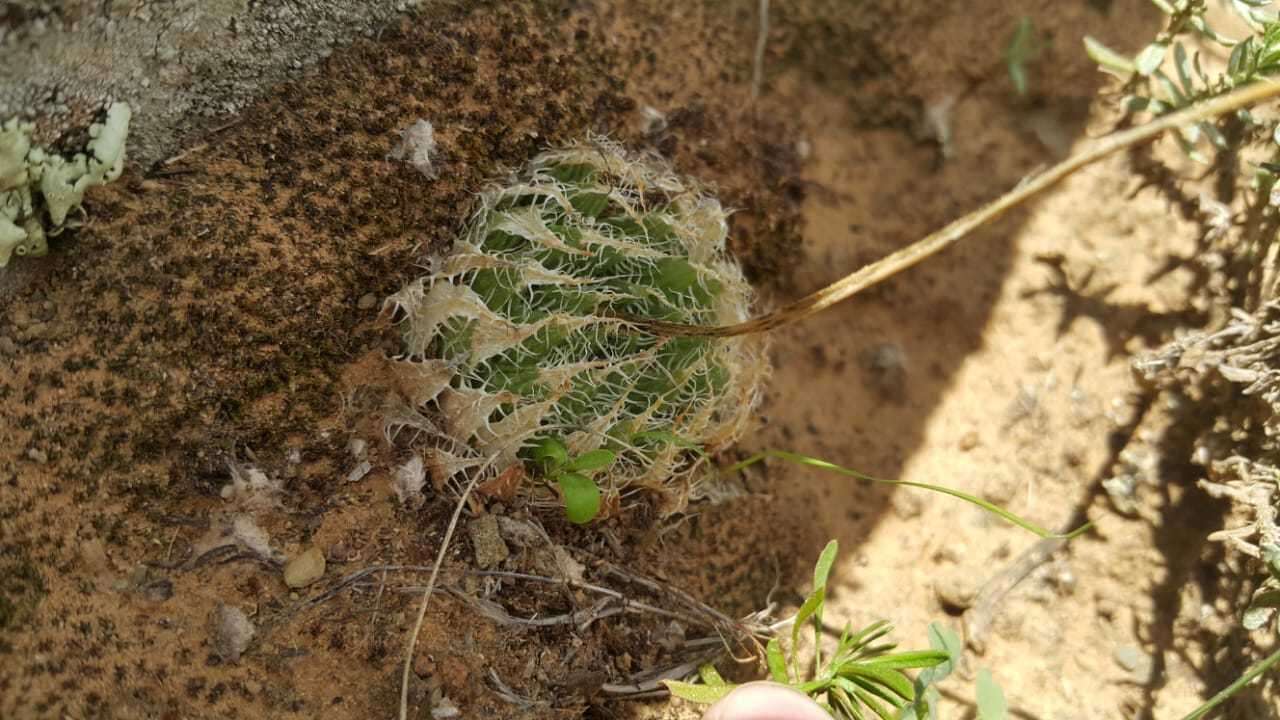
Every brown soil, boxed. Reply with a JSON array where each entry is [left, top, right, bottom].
[[2, 2, 1274, 720]]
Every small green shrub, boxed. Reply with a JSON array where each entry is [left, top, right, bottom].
[[388, 139, 766, 521]]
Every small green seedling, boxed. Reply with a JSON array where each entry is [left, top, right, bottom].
[[1005, 17, 1042, 97], [531, 437, 615, 524]]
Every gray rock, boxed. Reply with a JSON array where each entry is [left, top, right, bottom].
[[212, 604, 255, 663], [1113, 644, 1155, 683], [468, 514, 509, 569]]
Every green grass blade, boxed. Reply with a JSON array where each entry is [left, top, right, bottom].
[[834, 677, 896, 720], [838, 664, 914, 702], [766, 638, 790, 683], [1178, 644, 1280, 720], [723, 450, 1091, 540]]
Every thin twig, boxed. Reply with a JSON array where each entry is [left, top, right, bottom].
[[961, 535, 1066, 654], [398, 472, 484, 720], [634, 80, 1280, 337], [301, 564, 436, 610], [751, 0, 770, 102]]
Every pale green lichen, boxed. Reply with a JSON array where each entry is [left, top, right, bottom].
[[0, 102, 131, 267]]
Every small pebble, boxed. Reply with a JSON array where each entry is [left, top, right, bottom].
[[212, 604, 255, 663], [0, 336, 17, 355], [467, 514, 510, 569], [283, 546, 326, 588], [345, 459, 372, 484], [26, 447, 48, 464], [1113, 644, 1155, 683], [142, 578, 174, 602], [934, 571, 978, 612], [357, 293, 378, 310]]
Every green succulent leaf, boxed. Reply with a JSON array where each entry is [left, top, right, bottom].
[[531, 437, 569, 470], [564, 449, 616, 474], [556, 471, 601, 524]]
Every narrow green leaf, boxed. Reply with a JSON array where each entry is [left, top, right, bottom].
[[834, 677, 896, 720], [1173, 43, 1195, 96], [1084, 36, 1136, 77], [828, 684, 865, 720], [1230, 38, 1252, 79], [1189, 15, 1235, 47], [556, 472, 601, 524], [1154, 69, 1187, 107], [844, 674, 904, 710], [662, 680, 735, 704], [860, 649, 949, 671], [814, 540, 839, 591], [845, 620, 892, 652], [698, 663, 726, 686], [976, 669, 1008, 720], [564, 449, 616, 473], [1135, 42, 1168, 76], [791, 587, 826, 675], [839, 664, 914, 701], [766, 638, 790, 683], [1008, 65, 1028, 98], [724, 450, 1091, 540], [1005, 17, 1035, 96]]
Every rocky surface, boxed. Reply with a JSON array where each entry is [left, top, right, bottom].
[[2, 0, 416, 167]]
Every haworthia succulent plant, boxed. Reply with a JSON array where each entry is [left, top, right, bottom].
[[388, 139, 766, 520]]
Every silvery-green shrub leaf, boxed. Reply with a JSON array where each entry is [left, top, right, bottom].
[[976, 669, 1008, 720]]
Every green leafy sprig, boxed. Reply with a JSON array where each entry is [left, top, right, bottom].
[[664, 541, 1010, 720]]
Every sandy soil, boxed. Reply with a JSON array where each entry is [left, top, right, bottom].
[[2, 1, 1275, 719]]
